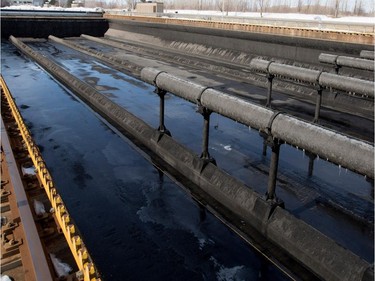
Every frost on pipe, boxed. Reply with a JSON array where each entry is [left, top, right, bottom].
[[318, 53, 338, 65], [319, 72, 374, 97], [271, 115, 374, 178], [319, 53, 374, 71], [250, 58, 374, 97], [336, 56, 374, 71], [268, 63, 321, 84], [250, 58, 321, 84], [201, 89, 273, 131], [141, 67, 374, 179], [141, 68, 206, 103], [360, 50, 374, 60]]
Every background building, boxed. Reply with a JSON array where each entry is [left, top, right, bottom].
[[136, 1, 164, 15]]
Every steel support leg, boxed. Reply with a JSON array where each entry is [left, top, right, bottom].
[[266, 74, 274, 108], [262, 137, 268, 156], [306, 152, 317, 177], [313, 87, 323, 124], [155, 87, 170, 135], [200, 106, 211, 159], [265, 138, 283, 205], [198, 105, 216, 164], [266, 140, 280, 200], [334, 64, 341, 75]]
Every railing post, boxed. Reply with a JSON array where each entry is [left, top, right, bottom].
[[313, 86, 323, 123], [155, 87, 170, 136]]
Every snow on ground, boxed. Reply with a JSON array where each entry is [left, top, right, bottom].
[[1, 5, 102, 12], [165, 9, 375, 24], [2, 5, 373, 25]]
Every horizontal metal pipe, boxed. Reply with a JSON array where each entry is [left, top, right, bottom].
[[201, 89, 273, 130], [318, 53, 338, 65], [319, 72, 374, 97], [141, 68, 206, 103], [268, 63, 321, 84], [271, 114, 373, 178], [250, 59, 374, 97], [336, 56, 374, 71], [319, 53, 374, 71], [141, 67, 374, 178], [249, 58, 272, 73], [360, 50, 374, 60], [251, 59, 321, 84]]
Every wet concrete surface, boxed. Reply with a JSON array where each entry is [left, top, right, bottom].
[[1, 40, 374, 275]]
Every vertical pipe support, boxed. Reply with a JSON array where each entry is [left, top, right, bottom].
[[306, 151, 317, 177], [262, 138, 268, 156], [334, 63, 341, 75], [266, 73, 274, 108], [265, 137, 283, 205], [154, 87, 170, 136], [261, 111, 284, 206], [197, 105, 216, 164], [313, 86, 323, 123]]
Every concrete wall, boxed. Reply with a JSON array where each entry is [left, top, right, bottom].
[[1, 18, 109, 38], [10, 35, 373, 281], [106, 19, 371, 66]]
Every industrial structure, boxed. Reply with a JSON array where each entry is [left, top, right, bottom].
[[1, 9, 373, 281]]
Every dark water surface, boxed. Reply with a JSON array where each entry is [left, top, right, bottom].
[[1, 39, 373, 279], [29, 41, 374, 261], [2, 42, 291, 281]]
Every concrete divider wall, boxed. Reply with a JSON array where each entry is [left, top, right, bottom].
[[106, 19, 371, 66], [267, 207, 370, 281], [1, 18, 109, 38], [48, 35, 142, 74], [9, 35, 373, 281]]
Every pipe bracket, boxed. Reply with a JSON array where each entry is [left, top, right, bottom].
[[152, 71, 166, 86]]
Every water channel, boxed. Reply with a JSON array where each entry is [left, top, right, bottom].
[[1, 40, 373, 279]]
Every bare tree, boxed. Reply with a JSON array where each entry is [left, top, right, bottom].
[[258, 0, 264, 17], [353, 0, 363, 15], [334, 0, 340, 17], [297, 0, 302, 12], [1, 0, 10, 6], [125, 0, 137, 10], [216, 0, 229, 15]]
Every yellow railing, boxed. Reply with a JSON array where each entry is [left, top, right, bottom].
[[0, 75, 100, 281]]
